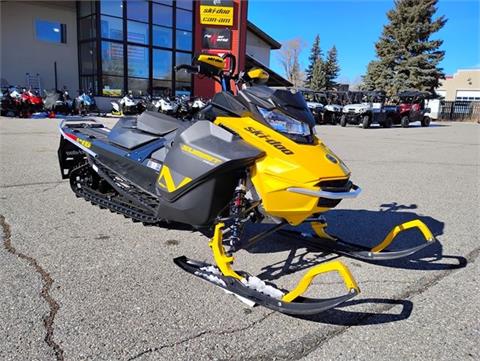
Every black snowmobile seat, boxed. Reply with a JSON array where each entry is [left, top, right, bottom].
[[108, 111, 187, 150], [136, 111, 184, 136], [108, 117, 159, 149]]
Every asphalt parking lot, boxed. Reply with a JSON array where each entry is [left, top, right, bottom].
[[1, 116, 479, 361]]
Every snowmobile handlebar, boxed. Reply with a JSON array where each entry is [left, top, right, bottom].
[[174, 64, 201, 74]]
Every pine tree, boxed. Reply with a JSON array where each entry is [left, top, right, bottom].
[[305, 35, 322, 88], [310, 59, 327, 91], [324, 46, 340, 89], [363, 0, 446, 96]]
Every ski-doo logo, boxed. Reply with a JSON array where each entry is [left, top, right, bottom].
[[244, 127, 294, 155]]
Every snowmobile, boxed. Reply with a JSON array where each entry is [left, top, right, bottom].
[[57, 54, 437, 315], [111, 91, 144, 115]]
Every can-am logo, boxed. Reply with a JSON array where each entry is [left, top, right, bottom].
[[244, 127, 294, 155]]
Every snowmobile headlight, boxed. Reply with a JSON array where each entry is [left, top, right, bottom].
[[258, 107, 312, 137]]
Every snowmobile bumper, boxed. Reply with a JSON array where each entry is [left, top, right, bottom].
[[283, 219, 437, 261], [288, 184, 362, 200], [174, 223, 360, 315]]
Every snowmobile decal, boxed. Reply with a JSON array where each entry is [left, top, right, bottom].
[[244, 126, 294, 155], [180, 144, 222, 165], [157, 165, 192, 192]]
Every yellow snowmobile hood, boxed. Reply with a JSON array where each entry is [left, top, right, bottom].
[[215, 116, 351, 225]]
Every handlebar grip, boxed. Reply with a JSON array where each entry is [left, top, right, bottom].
[[174, 64, 200, 73]]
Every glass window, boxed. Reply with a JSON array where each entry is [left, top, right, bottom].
[[153, 49, 172, 79], [177, 0, 193, 11], [152, 79, 172, 97], [153, 3, 172, 27], [80, 76, 98, 93], [102, 41, 124, 76], [153, 25, 172, 48], [128, 45, 149, 78], [127, 0, 149, 22], [79, 42, 97, 75], [175, 81, 191, 97], [78, 1, 95, 18], [35, 20, 66, 43], [128, 78, 149, 97], [155, 0, 173, 6], [176, 30, 192, 51], [79, 15, 96, 40], [102, 75, 124, 96], [176, 9, 192, 31], [101, 16, 123, 40], [127, 21, 149, 44], [175, 52, 192, 82], [101, 0, 123, 17]]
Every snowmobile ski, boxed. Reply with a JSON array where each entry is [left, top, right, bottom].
[[174, 223, 359, 315], [278, 218, 437, 262]]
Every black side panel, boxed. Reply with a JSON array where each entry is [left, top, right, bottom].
[[155, 121, 263, 226], [58, 137, 86, 179], [108, 118, 158, 149]]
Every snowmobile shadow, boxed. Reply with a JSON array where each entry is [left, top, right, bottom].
[[297, 298, 413, 325], [244, 207, 466, 276]]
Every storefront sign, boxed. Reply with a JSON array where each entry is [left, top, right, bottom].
[[202, 27, 232, 50], [200, 0, 234, 26]]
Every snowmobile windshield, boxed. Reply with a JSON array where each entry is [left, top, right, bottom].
[[240, 86, 316, 144]]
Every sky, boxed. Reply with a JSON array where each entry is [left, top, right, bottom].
[[248, 0, 480, 84]]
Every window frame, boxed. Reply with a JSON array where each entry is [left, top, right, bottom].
[[77, 0, 194, 97]]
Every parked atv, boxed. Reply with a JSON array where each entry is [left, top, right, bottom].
[[340, 91, 389, 128], [318, 91, 343, 125], [299, 88, 324, 124], [397, 91, 432, 127]]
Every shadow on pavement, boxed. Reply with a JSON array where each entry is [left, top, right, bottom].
[[298, 298, 413, 325], [243, 206, 466, 277]]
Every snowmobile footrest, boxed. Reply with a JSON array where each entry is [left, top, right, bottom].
[[173, 256, 359, 315]]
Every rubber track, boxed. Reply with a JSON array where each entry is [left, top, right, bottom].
[[70, 163, 160, 225]]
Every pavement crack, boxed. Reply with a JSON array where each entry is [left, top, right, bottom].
[[0, 215, 65, 361], [1, 181, 64, 189], [127, 311, 274, 360]]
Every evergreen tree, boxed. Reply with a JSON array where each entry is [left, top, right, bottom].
[[305, 35, 322, 88], [324, 46, 340, 89], [310, 59, 327, 91], [363, 0, 446, 96]]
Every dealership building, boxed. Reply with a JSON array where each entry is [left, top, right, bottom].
[[0, 0, 289, 106]]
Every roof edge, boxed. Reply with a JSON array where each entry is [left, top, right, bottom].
[[247, 21, 281, 50]]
